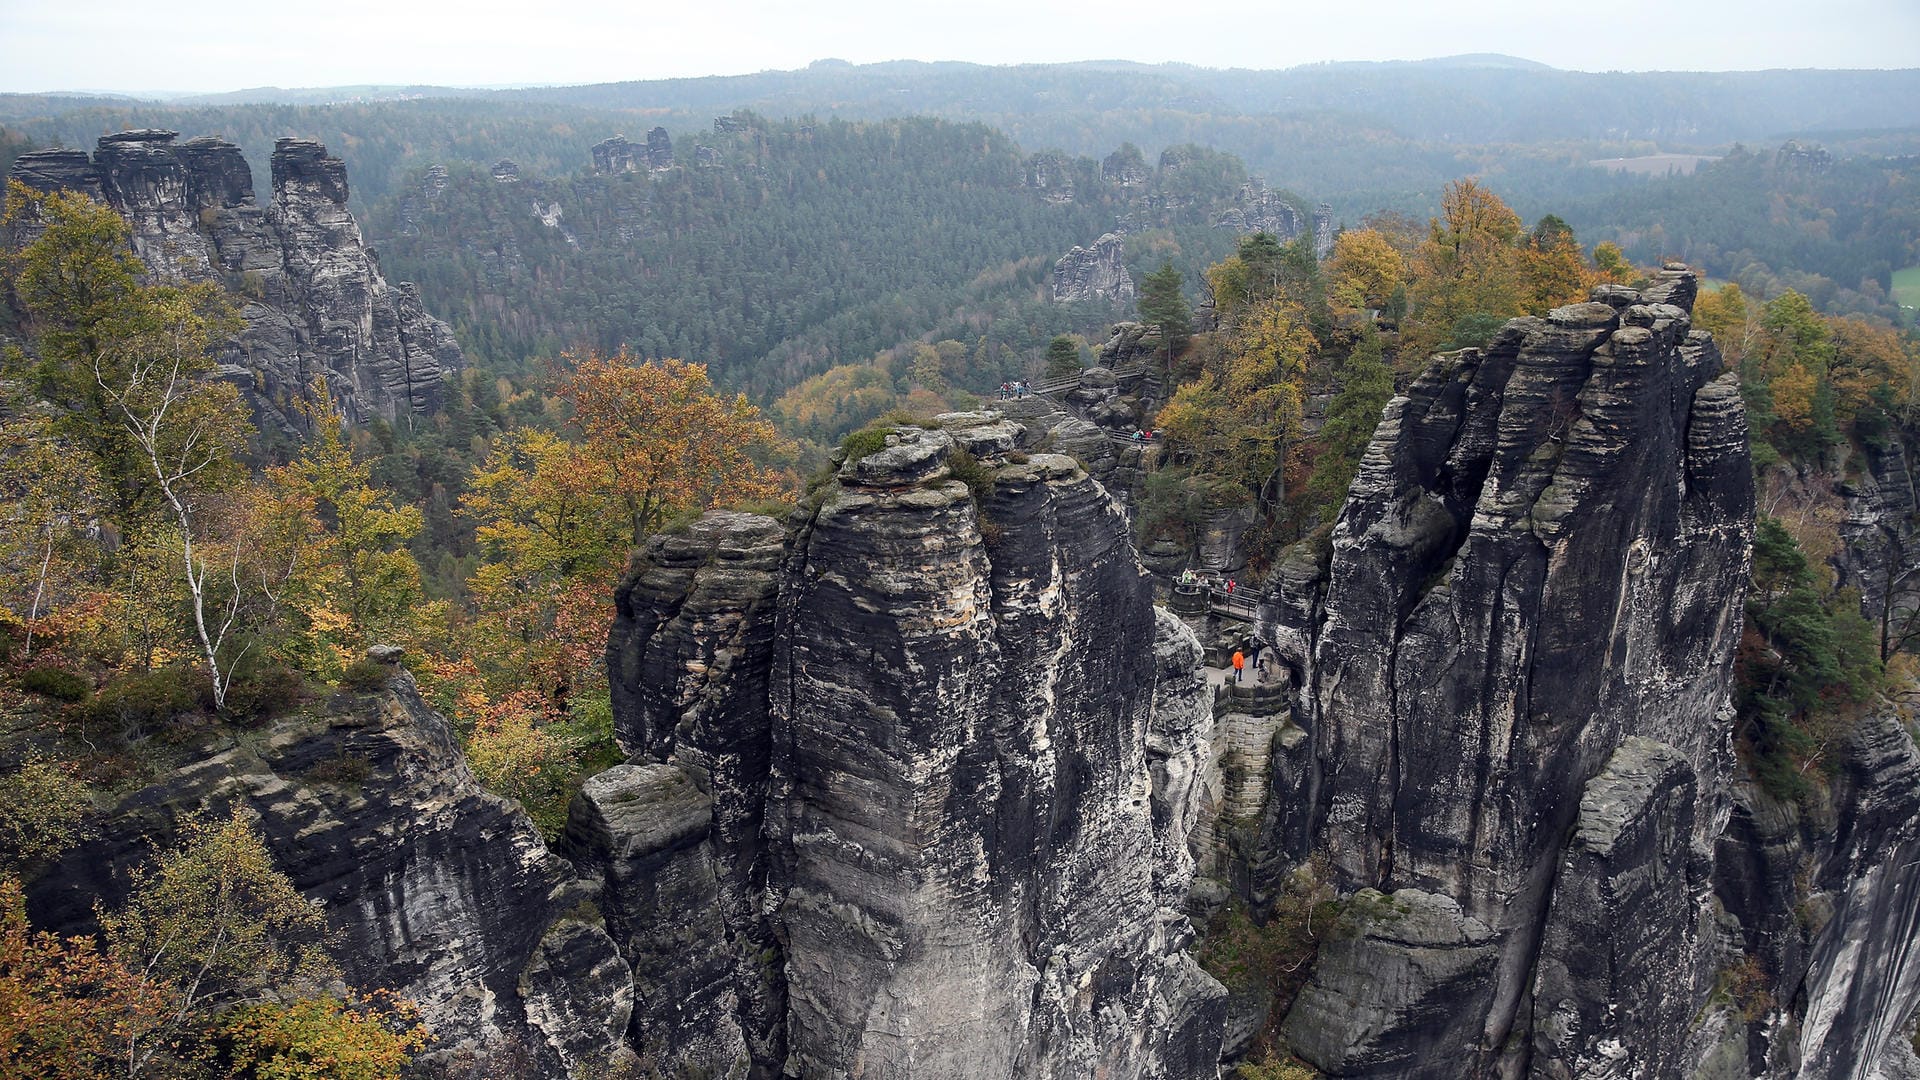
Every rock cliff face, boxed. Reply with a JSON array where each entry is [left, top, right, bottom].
[[1213, 181, 1306, 241], [1053, 231, 1136, 303], [597, 413, 1227, 1078], [1229, 267, 1920, 1078], [26, 665, 633, 1076], [7, 130, 464, 431], [1025, 151, 1078, 203]]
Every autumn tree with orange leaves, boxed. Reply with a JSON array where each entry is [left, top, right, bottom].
[[437, 352, 792, 830], [557, 351, 790, 545]]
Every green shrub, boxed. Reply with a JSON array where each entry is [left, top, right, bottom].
[[946, 446, 996, 504], [87, 668, 211, 732], [839, 428, 889, 462], [19, 665, 90, 703], [225, 664, 306, 720], [0, 758, 94, 869], [305, 753, 372, 786], [729, 497, 795, 519], [339, 659, 395, 693]]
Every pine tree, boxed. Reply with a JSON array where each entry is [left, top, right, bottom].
[[1137, 261, 1191, 366]]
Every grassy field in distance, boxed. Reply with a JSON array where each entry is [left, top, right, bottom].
[[1588, 153, 1719, 176], [1894, 265, 1920, 311]]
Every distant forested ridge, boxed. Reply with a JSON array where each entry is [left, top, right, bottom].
[[367, 114, 1283, 398], [1563, 141, 1920, 321], [6, 58, 1916, 217], [1, 55, 1911, 388]]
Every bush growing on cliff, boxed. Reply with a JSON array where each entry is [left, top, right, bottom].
[[22, 808, 424, 1079], [0, 757, 94, 871], [1198, 861, 1338, 1064], [1738, 517, 1883, 800], [839, 427, 889, 462]]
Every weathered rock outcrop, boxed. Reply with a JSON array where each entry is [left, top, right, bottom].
[[7, 131, 464, 431], [1218, 265, 1920, 1078], [1104, 143, 1151, 188], [1711, 702, 1920, 1079], [644, 127, 674, 171], [1253, 268, 1767, 1075], [1213, 181, 1305, 241], [595, 413, 1227, 1078], [26, 666, 632, 1075], [1312, 202, 1336, 260], [1025, 151, 1078, 203], [592, 135, 639, 174], [1053, 231, 1136, 304]]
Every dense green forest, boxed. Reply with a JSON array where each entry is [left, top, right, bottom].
[[369, 115, 1265, 398], [1562, 142, 1920, 322], [7, 58, 1918, 220]]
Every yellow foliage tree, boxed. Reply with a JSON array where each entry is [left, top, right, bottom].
[[1402, 179, 1529, 355], [558, 351, 790, 545], [1159, 298, 1312, 503], [265, 391, 425, 675], [1521, 216, 1598, 315], [1770, 363, 1820, 435], [1325, 228, 1405, 317], [1693, 283, 1756, 366], [216, 993, 426, 1080]]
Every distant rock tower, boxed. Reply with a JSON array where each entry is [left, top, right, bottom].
[[644, 127, 674, 170], [1305, 201, 1336, 261], [1051, 232, 1135, 304], [592, 134, 637, 173], [1312, 202, 1336, 261]]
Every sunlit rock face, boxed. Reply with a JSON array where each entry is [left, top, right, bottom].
[[8, 131, 463, 432], [597, 414, 1227, 1079]]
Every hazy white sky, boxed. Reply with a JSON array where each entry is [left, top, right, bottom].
[[2, 0, 1916, 93]]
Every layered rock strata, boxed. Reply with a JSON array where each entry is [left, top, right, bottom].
[[26, 665, 632, 1076], [1258, 268, 1762, 1075], [7, 130, 463, 431], [1053, 231, 1136, 303], [597, 413, 1227, 1078]]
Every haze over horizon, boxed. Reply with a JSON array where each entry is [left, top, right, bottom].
[[4, 0, 1917, 95]]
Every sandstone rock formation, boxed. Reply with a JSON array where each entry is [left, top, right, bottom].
[[7, 131, 464, 432], [597, 414, 1227, 1078], [591, 134, 638, 173], [1053, 231, 1136, 303], [1213, 181, 1305, 241], [1223, 266, 1920, 1077], [25, 667, 633, 1076], [644, 127, 674, 171], [1025, 151, 1078, 203], [1104, 143, 1151, 188], [1259, 268, 1750, 1073], [1312, 201, 1336, 260]]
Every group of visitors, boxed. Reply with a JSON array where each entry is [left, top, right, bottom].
[[1130, 429, 1158, 442], [1177, 569, 1238, 596], [996, 381, 1032, 399]]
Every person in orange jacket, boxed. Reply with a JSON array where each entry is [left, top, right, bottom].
[[1231, 649, 1246, 685]]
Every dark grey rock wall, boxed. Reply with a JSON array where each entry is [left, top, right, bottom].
[[598, 413, 1226, 1079], [1257, 268, 1767, 1076], [8, 131, 464, 432], [25, 671, 632, 1075]]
